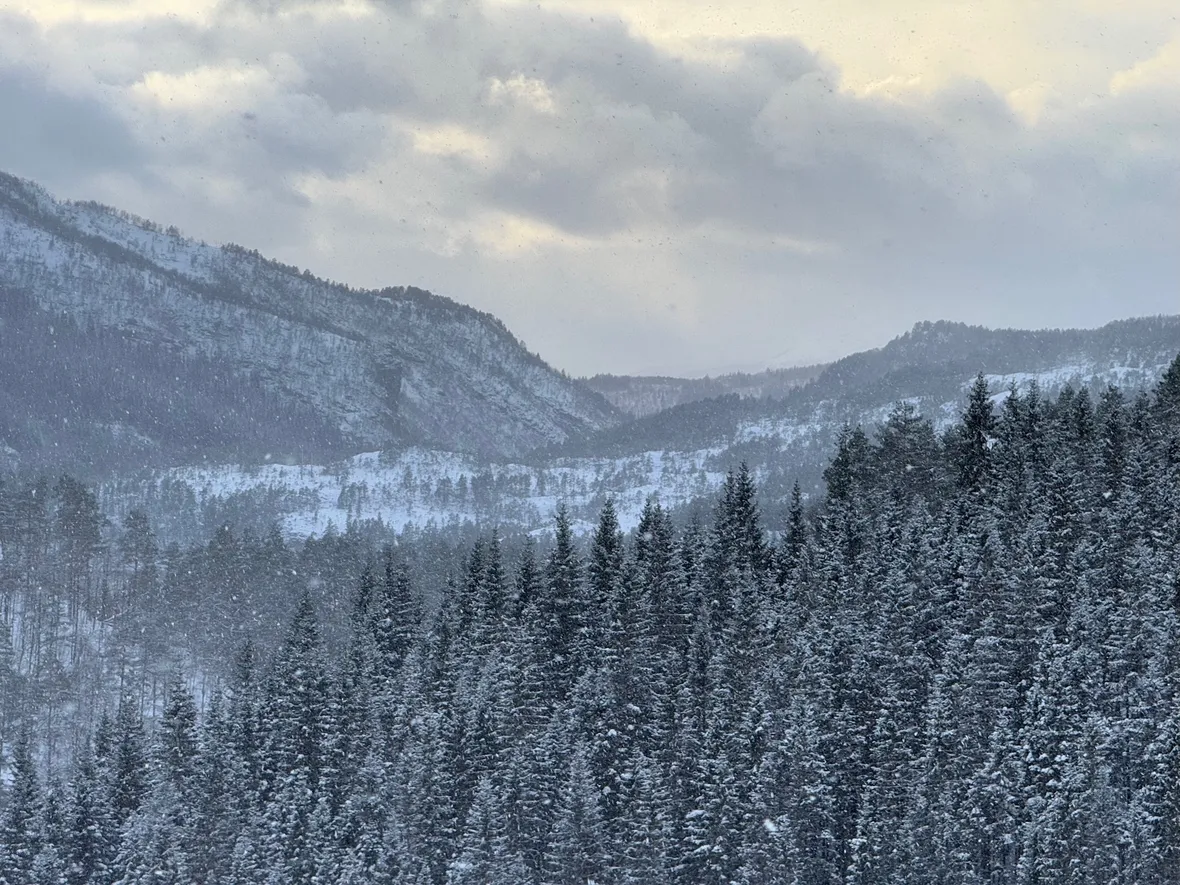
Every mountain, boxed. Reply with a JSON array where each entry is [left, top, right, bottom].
[[0, 172, 619, 469], [582, 363, 826, 417]]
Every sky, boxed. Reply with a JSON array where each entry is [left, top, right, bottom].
[[1, 0, 1177, 376]]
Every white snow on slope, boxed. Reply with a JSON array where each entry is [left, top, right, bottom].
[[132, 447, 730, 538]]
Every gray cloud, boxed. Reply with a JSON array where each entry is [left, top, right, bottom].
[[0, 63, 144, 187]]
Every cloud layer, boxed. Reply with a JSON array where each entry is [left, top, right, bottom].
[[2, 0, 1176, 375]]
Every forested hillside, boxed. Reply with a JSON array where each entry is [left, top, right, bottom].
[[91, 317, 1180, 550], [0, 289, 350, 469], [0, 172, 618, 466], [0, 477, 486, 769], [556, 317, 1180, 499], [2, 359, 1179, 884]]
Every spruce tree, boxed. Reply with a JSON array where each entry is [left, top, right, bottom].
[[0, 733, 43, 885], [542, 505, 581, 700], [953, 373, 997, 492]]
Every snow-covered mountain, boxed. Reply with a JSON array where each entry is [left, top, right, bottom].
[[0, 172, 619, 467], [3, 170, 1178, 535]]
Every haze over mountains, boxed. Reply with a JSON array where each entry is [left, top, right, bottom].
[[2, 171, 1178, 537], [583, 365, 827, 418], [3, 0, 1178, 876]]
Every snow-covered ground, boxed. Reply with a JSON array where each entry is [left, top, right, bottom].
[[126, 446, 730, 538], [980, 363, 1166, 392]]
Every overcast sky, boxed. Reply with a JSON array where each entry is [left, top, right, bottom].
[[2, 0, 1176, 375]]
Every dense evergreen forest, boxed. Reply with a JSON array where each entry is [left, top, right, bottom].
[[2, 360, 1180, 884]]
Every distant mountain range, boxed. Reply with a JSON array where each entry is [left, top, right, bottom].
[[559, 316, 1180, 462], [3, 170, 1178, 536], [582, 364, 826, 418]]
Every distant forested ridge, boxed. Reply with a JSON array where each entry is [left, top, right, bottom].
[[583, 363, 826, 418], [2, 359, 1180, 884]]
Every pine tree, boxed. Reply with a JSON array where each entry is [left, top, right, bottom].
[[875, 400, 942, 504], [55, 475, 104, 626], [1137, 700, 1180, 885], [105, 695, 148, 831], [542, 504, 582, 700], [156, 676, 199, 789], [546, 742, 608, 885], [824, 425, 873, 503], [0, 733, 43, 885], [953, 373, 997, 492], [777, 481, 807, 585], [471, 532, 510, 657], [257, 593, 332, 885], [583, 499, 626, 668], [446, 775, 529, 885], [188, 696, 238, 885], [1153, 352, 1180, 427], [513, 540, 542, 617], [117, 509, 157, 623], [111, 780, 192, 885], [392, 707, 460, 885], [62, 747, 114, 885]]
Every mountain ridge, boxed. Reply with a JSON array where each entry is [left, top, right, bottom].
[[0, 171, 620, 468]]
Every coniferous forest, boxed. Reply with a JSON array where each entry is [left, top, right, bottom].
[[2, 363, 1180, 885]]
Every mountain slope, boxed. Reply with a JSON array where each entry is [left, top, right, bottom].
[[0, 172, 619, 467], [563, 317, 1180, 450]]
